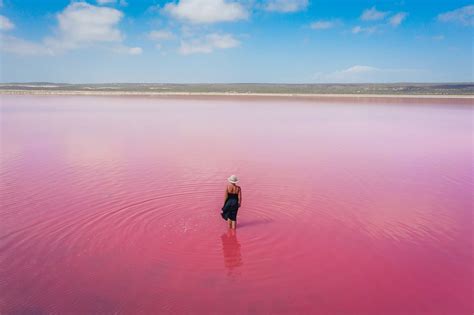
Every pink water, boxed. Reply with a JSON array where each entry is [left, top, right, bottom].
[[0, 95, 472, 314]]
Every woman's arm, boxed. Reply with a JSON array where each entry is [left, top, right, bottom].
[[238, 187, 242, 207], [224, 187, 228, 202]]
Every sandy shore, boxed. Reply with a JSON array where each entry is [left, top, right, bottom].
[[0, 89, 472, 102]]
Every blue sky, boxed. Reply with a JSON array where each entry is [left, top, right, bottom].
[[0, 0, 472, 83]]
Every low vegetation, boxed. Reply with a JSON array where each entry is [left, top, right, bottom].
[[0, 82, 473, 95]]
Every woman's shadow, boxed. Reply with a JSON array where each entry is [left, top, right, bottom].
[[220, 229, 243, 276]]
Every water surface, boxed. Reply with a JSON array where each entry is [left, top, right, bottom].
[[0, 95, 472, 314]]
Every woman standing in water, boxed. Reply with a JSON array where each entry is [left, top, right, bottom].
[[221, 175, 242, 229]]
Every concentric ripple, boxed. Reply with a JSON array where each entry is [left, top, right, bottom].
[[0, 95, 472, 314]]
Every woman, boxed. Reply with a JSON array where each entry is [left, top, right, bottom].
[[221, 175, 242, 229]]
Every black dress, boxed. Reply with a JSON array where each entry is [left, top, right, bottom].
[[221, 191, 240, 221]]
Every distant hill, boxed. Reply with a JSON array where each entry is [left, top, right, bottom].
[[0, 82, 473, 95]]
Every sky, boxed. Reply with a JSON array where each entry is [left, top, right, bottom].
[[0, 0, 472, 83]]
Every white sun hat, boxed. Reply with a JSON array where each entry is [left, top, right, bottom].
[[228, 175, 239, 183]]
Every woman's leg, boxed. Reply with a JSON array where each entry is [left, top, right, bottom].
[[231, 220, 236, 229], [227, 219, 232, 228]]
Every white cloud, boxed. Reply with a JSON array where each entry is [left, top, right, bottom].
[[114, 45, 143, 54], [389, 12, 407, 27], [147, 30, 174, 51], [437, 5, 474, 26], [314, 65, 423, 83], [264, 0, 308, 13], [55, 2, 122, 44], [164, 0, 248, 24], [128, 47, 143, 55], [359, 6, 408, 29], [310, 19, 340, 30], [361, 6, 389, 21], [179, 33, 239, 54], [353, 9, 408, 33], [0, 35, 53, 55], [0, 2, 141, 55], [415, 34, 446, 41], [352, 25, 377, 34], [352, 26, 362, 33], [0, 15, 14, 31], [148, 30, 175, 40], [340, 65, 379, 74]]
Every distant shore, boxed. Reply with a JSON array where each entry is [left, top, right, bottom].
[[1, 89, 473, 100]]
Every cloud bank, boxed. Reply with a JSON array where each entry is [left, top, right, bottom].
[[0, 2, 141, 55]]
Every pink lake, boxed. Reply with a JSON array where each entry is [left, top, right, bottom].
[[0, 95, 472, 314]]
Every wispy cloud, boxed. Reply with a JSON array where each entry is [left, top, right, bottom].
[[264, 0, 308, 13], [310, 19, 341, 30], [314, 65, 423, 83], [0, 34, 53, 55], [96, 0, 128, 6], [389, 12, 408, 27], [147, 30, 174, 51], [0, 15, 14, 31], [415, 34, 446, 42], [113, 46, 143, 55], [148, 30, 175, 40], [179, 33, 239, 54], [437, 5, 474, 26], [352, 25, 378, 34], [339, 65, 379, 74], [163, 0, 248, 24], [355, 7, 408, 33], [360, 6, 389, 21]]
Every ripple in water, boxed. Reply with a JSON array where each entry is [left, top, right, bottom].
[[0, 95, 472, 314]]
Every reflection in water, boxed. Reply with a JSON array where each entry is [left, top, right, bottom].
[[221, 230, 243, 276]]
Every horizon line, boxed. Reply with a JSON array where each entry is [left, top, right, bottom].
[[1, 82, 473, 85]]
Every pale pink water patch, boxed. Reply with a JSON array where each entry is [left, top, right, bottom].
[[0, 95, 472, 314]]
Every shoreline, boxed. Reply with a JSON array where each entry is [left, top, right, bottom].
[[0, 89, 473, 100]]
